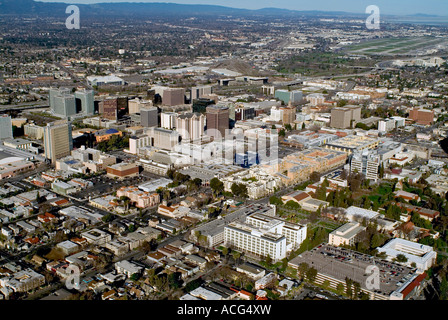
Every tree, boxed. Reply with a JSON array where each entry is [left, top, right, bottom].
[[302, 122, 306, 130], [269, 196, 283, 206], [102, 213, 114, 223], [130, 273, 141, 281], [345, 277, 353, 298], [306, 267, 318, 283], [310, 171, 320, 183], [210, 178, 224, 197], [379, 163, 385, 179], [297, 262, 309, 279], [231, 183, 248, 199], [396, 254, 408, 263]]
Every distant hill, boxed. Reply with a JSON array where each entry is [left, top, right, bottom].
[[0, 0, 446, 20], [0, 0, 365, 18]]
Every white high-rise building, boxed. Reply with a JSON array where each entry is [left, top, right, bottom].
[[224, 213, 307, 262], [175, 112, 205, 142], [161, 112, 177, 130]]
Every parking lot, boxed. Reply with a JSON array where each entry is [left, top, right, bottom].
[[289, 243, 416, 298]]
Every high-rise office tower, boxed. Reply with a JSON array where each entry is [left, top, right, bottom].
[[0, 115, 13, 140], [44, 120, 72, 164], [53, 94, 76, 117], [49, 88, 71, 110], [75, 89, 95, 115], [162, 88, 185, 106], [330, 105, 361, 129], [140, 107, 159, 127], [206, 105, 229, 139], [98, 96, 128, 121]]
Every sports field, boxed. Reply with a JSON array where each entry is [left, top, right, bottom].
[[345, 37, 448, 56]]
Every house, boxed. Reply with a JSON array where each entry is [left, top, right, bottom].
[[394, 190, 421, 202], [236, 262, 266, 280], [115, 260, 143, 277], [102, 289, 118, 300]]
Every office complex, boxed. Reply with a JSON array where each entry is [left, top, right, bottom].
[[50, 88, 94, 117], [274, 90, 303, 104], [74, 89, 95, 115], [43, 120, 73, 164], [146, 127, 180, 150]]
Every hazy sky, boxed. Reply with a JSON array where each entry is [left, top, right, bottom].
[[35, 0, 448, 16]]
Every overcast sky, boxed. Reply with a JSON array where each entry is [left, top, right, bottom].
[[35, 0, 448, 16]]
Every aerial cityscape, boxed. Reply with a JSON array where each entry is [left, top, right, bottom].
[[1, 0, 448, 307]]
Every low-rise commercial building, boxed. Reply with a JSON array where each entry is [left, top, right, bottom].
[[328, 222, 366, 247]]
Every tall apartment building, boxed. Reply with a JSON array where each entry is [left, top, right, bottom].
[[409, 107, 434, 125], [140, 107, 159, 127], [160, 112, 177, 130], [206, 105, 229, 139], [0, 114, 13, 140], [175, 112, 205, 142], [378, 119, 395, 133], [330, 105, 361, 129], [350, 150, 381, 181], [162, 88, 185, 106], [129, 135, 151, 154], [44, 120, 73, 164]]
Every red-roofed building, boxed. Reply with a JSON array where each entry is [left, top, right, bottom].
[[52, 199, 71, 207], [24, 237, 39, 245]]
